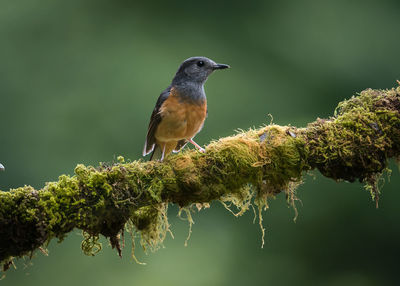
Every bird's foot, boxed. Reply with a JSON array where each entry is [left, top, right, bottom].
[[189, 139, 205, 153]]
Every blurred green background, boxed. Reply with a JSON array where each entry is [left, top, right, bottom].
[[1, 0, 400, 285]]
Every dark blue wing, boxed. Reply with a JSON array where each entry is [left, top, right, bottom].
[[143, 86, 171, 156]]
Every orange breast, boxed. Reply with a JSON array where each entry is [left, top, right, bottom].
[[184, 101, 207, 138], [155, 88, 207, 142]]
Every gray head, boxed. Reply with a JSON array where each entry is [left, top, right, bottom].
[[172, 56, 229, 85]]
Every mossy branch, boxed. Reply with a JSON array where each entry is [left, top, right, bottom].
[[1, 87, 400, 271]]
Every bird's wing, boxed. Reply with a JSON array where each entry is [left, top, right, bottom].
[[143, 86, 171, 156]]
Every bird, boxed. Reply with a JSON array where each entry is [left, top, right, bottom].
[[143, 56, 230, 161]]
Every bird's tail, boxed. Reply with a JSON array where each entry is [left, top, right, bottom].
[[149, 141, 179, 161]]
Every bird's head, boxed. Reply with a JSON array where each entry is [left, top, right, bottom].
[[173, 56, 230, 85]]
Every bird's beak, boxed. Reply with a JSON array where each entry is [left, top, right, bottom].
[[213, 63, 230, 70]]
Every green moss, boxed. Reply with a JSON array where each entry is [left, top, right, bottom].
[[129, 203, 170, 252], [81, 231, 102, 256], [305, 87, 400, 183], [0, 86, 399, 272], [257, 126, 307, 192]]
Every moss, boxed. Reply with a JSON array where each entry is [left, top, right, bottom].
[[220, 184, 253, 217], [81, 231, 102, 256], [177, 207, 194, 247], [305, 88, 400, 183], [0, 86, 399, 272], [257, 126, 307, 193], [129, 203, 170, 252]]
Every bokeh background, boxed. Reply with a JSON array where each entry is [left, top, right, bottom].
[[1, 0, 400, 285]]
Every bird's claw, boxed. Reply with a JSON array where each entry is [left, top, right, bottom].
[[189, 139, 205, 153]]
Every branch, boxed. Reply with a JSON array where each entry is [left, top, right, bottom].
[[1, 86, 399, 271]]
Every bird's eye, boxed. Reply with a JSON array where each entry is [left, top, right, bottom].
[[197, 61, 204, 67]]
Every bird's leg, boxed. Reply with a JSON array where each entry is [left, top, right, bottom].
[[160, 144, 166, 161], [189, 139, 205, 153]]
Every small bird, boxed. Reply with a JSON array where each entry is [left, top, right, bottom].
[[143, 56, 230, 161]]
